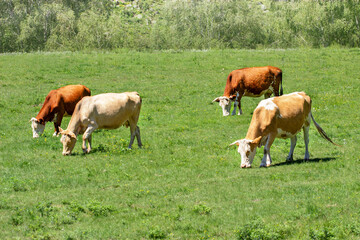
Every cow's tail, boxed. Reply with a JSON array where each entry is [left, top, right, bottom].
[[279, 71, 283, 95], [310, 112, 341, 147]]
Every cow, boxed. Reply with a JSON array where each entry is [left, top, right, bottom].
[[59, 92, 142, 156], [212, 66, 283, 116], [30, 85, 91, 138], [229, 92, 339, 168]]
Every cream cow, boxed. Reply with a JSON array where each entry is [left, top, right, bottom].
[[60, 92, 142, 156], [230, 92, 339, 168]]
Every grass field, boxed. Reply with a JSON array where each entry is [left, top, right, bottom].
[[0, 48, 359, 239]]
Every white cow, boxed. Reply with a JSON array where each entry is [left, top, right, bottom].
[[230, 92, 339, 168], [60, 92, 142, 156]]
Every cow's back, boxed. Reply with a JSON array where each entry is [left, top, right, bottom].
[[78, 92, 141, 129], [273, 92, 311, 134], [55, 85, 90, 114], [231, 67, 275, 95], [246, 92, 311, 139], [58, 85, 90, 103]]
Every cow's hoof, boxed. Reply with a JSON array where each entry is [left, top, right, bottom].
[[260, 164, 270, 168], [82, 149, 91, 154], [286, 157, 293, 162], [241, 164, 251, 168], [53, 132, 60, 137]]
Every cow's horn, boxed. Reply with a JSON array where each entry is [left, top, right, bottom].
[[229, 141, 240, 147]]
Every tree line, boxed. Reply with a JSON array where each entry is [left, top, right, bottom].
[[1, 0, 359, 53]]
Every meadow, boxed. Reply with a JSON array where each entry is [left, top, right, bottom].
[[0, 48, 359, 239]]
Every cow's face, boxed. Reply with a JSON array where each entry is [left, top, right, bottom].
[[213, 97, 231, 116], [30, 118, 45, 138], [230, 139, 258, 168], [60, 129, 77, 156]]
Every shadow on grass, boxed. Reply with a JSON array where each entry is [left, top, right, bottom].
[[272, 157, 336, 167]]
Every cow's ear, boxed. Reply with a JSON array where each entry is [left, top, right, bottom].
[[250, 136, 262, 148], [212, 97, 220, 103], [68, 131, 76, 139], [59, 127, 65, 134], [229, 140, 241, 147], [229, 95, 237, 101]]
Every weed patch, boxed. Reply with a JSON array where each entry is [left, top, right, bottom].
[[237, 219, 289, 240]]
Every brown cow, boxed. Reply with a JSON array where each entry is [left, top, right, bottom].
[[213, 66, 283, 116], [30, 85, 91, 138], [230, 92, 339, 168]]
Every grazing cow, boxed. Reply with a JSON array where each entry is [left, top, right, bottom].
[[59, 92, 142, 156], [213, 66, 283, 116], [30, 85, 91, 138], [230, 92, 339, 168]]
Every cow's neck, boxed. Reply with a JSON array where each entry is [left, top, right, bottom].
[[66, 114, 81, 136], [223, 86, 234, 98], [36, 104, 54, 123], [245, 121, 268, 141]]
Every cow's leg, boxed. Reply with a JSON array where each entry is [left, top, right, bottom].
[[87, 134, 92, 153], [303, 125, 310, 161], [237, 94, 243, 115], [260, 134, 276, 167], [264, 92, 272, 99], [231, 93, 239, 115], [53, 111, 64, 137], [232, 100, 238, 115], [135, 126, 142, 148], [128, 120, 138, 149], [82, 124, 97, 153], [286, 135, 297, 162]]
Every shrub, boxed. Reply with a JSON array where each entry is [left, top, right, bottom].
[[237, 219, 288, 240], [193, 203, 212, 215], [309, 227, 335, 240], [86, 200, 115, 217]]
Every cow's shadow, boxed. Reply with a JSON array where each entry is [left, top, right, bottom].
[[271, 157, 336, 167]]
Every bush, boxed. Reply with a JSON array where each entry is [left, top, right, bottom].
[[1, 0, 360, 52], [237, 219, 288, 240]]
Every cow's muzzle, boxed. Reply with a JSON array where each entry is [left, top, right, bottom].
[[241, 164, 251, 168], [62, 151, 71, 156]]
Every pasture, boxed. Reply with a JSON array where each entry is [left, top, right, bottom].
[[0, 48, 359, 239]]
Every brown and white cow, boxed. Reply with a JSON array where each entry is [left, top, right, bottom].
[[30, 85, 91, 138], [213, 66, 283, 116], [230, 92, 339, 168], [59, 92, 142, 156]]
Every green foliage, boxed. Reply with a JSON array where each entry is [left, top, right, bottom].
[[148, 226, 167, 239], [193, 203, 212, 215], [86, 200, 116, 216], [309, 227, 335, 240], [237, 219, 288, 240], [1, 0, 360, 52], [17, 3, 62, 51]]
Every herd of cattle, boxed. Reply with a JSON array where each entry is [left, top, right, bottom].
[[30, 66, 339, 167]]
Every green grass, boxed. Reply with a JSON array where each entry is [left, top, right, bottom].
[[0, 48, 359, 239]]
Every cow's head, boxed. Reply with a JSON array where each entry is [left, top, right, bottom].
[[59, 127, 77, 156], [30, 117, 45, 138], [212, 95, 236, 116], [230, 137, 262, 168]]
